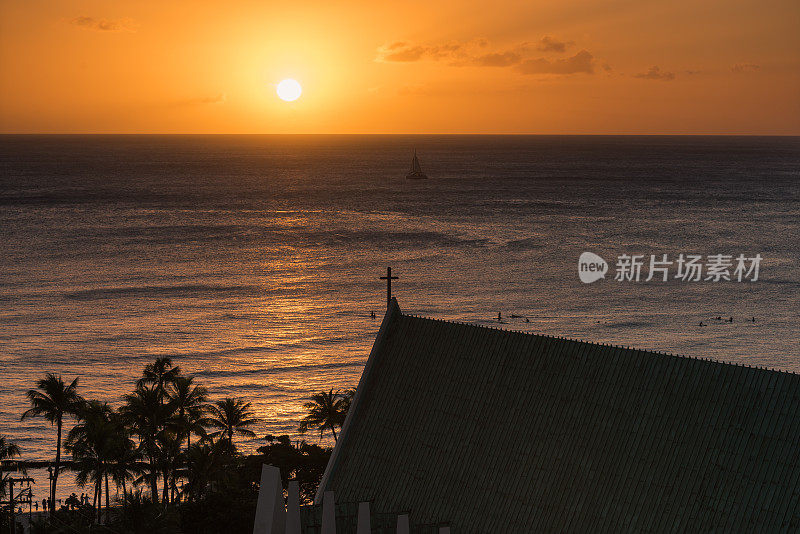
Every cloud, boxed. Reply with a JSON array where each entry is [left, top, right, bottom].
[[383, 46, 427, 62], [70, 16, 136, 32], [472, 51, 522, 67], [537, 36, 574, 53], [377, 38, 596, 76], [731, 63, 760, 73], [634, 66, 675, 81], [377, 42, 466, 63], [517, 50, 595, 75]]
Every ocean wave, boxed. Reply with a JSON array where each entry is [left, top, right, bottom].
[[316, 230, 487, 248], [606, 321, 655, 328], [197, 361, 364, 379], [218, 383, 298, 394], [64, 284, 260, 301], [79, 224, 490, 249], [504, 237, 544, 251], [145, 346, 299, 363]]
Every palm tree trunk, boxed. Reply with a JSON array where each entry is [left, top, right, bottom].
[[105, 472, 110, 523], [162, 469, 169, 504], [162, 457, 170, 504], [180, 406, 188, 451], [52, 418, 62, 513], [95, 478, 102, 523], [121, 479, 128, 511], [330, 424, 338, 442], [149, 453, 159, 504]]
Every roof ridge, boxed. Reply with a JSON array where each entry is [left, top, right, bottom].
[[399, 311, 799, 377]]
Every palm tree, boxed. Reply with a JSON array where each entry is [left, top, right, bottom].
[[138, 357, 181, 402], [167, 376, 209, 449], [0, 435, 20, 460], [106, 421, 142, 508], [179, 441, 231, 501], [202, 398, 259, 452], [120, 384, 167, 503], [20, 373, 84, 512], [150, 429, 185, 504], [0, 435, 21, 500], [131, 358, 182, 505], [337, 389, 356, 428], [298, 389, 347, 442], [66, 400, 115, 522]]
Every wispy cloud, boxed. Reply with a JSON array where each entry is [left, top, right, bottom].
[[70, 16, 137, 33], [377, 38, 596, 76], [518, 50, 595, 75], [731, 63, 760, 73], [634, 66, 675, 81], [472, 51, 522, 67], [378, 41, 469, 63], [536, 36, 574, 53]]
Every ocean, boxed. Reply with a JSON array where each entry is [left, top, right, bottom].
[[1, 135, 799, 501]]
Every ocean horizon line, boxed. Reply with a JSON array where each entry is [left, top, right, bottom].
[[1, 132, 799, 137]]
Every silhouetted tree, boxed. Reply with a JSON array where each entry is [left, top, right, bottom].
[[0, 434, 21, 500], [179, 440, 232, 501], [298, 389, 348, 442], [121, 384, 167, 503], [336, 389, 356, 427], [107, 424, 143, 508], [167, 376, 208, 450], [138, 357, 181, 402], [21, 373, 84, 512], [66, 400, 116, 522], [202, 398, 259, 453], [257, 435, 332, 503]]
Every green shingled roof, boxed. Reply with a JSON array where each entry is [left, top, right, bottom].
[[317, 299, 800, 533]]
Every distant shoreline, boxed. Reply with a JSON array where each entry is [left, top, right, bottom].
[[2, 454, 263, 470], [1, 460, 76, 470]]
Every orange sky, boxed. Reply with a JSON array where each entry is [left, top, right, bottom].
[[1, 0, 798, 134]]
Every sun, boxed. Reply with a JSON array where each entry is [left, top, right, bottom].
[[276, 79, 302, 102]]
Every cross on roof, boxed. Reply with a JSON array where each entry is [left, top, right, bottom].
[[380, 267, 398, 308]]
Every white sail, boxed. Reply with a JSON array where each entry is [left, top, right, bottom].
[[406, 149, 428, 179], [411, 150, 422, 173]]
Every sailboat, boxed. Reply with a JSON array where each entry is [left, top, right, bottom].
[[405, 149, 428, 180]]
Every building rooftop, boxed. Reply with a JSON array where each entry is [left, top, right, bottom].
[[317, 299, 800, 532]]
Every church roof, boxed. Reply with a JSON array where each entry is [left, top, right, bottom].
[[317, 299, 800, 532]]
